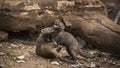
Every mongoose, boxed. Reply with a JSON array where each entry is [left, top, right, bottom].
[[51, 19, 95, 60], [36, 27, 76, 63]]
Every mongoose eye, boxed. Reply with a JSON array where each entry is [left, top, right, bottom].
[[41, 30, 44, 33]]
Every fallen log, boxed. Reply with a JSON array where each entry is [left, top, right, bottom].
[[0, 0, 106, 32], [63, 12, 120, 55], [0, 11, 54, 32]]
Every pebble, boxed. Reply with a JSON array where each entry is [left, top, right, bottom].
[[16, 60, 26, 63], [51, 61, 60, 65], [16, 55, 25, 60], [0, 52, 6, 56]]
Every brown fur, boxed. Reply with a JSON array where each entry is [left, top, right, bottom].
[[52, 30, 95, 60], [51, 19, 95, 60], [36, 27, 76, 64], [36, 42, 58, 59]]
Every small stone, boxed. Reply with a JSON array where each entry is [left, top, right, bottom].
[[14, 55, 26, 63], [16, 60, 25, 63], [104, 58, 107, 61], [70, 62, 83, 68], [70, 64, 82, 68], [17, 55, 25, 59], [20, 12, 28, 16], [0, 44, 3, 47], [11, 44, 18, 48], [51, 61, 60, 65], [90, 62, 96, 68], [0, 52, 6, 56]]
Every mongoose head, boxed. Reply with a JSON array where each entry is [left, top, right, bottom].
[[53, 19, 65, 30]]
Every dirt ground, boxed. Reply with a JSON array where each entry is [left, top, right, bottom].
[[0, 39, 120, 68], [0, 41, 69, 68]]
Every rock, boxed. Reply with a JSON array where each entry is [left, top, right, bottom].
[[16, 55, 25, 60], [0, 44, 3, 47], [16, 60, 25, 63], [0, 52, 6, 56], [51, 61, 60, 65], [14, 55, 26, 63], [10, 44, 19, 48], [90, 62, 96, 68], [70, 62, 83, 68]]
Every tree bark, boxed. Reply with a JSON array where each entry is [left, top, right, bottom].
[[63, 12, 120, 54], [0, 11, 54, 32]]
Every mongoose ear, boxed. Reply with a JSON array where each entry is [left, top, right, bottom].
[[54, 19, 65, 30]]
